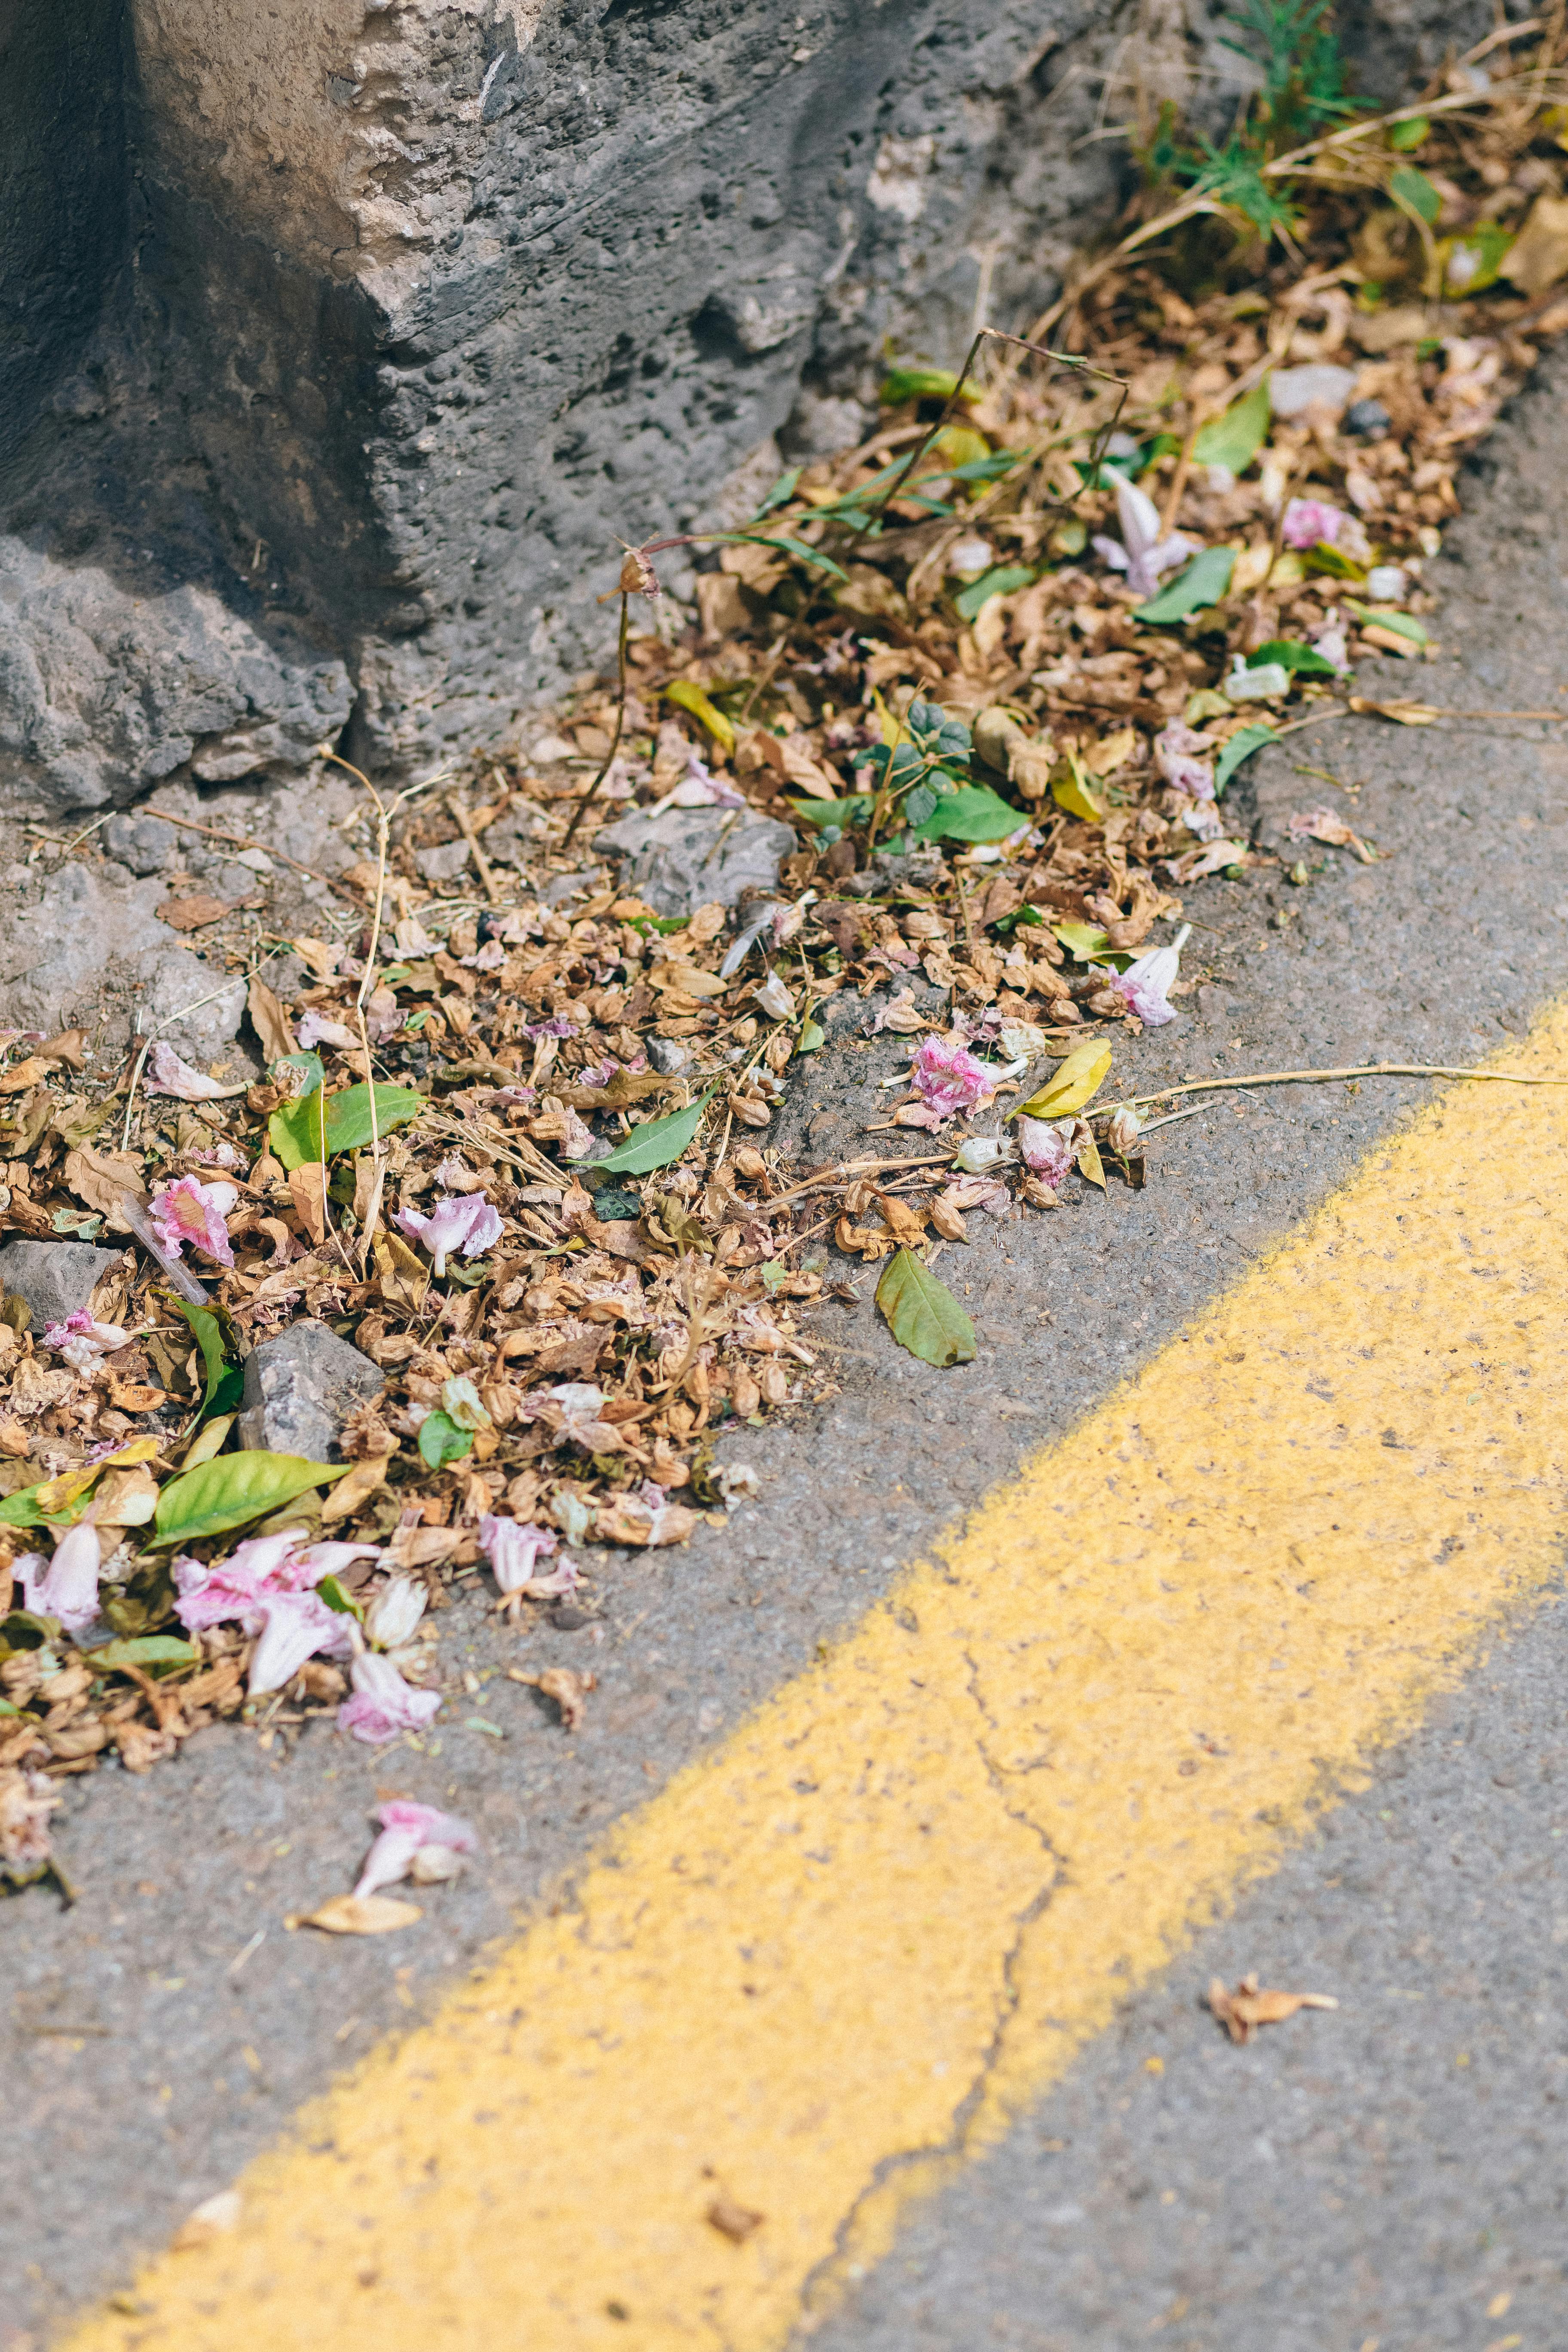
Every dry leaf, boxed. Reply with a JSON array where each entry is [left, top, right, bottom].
[[874, 1191, 928, 1247], [247, 977, 296, 1063], [1348, 695, 1439, 725], [1208, 1972, 1338, 2044], [36, 1029, 88, 1068], [288, 1163, 328, 1247], [291, 935, 343, 979], [510, 1665, 597, 1729], [0, 1057, 58, 1095], [373, 1231, 430, 1312], [300, 1894, 423, 1936], [706, 2194, 765, 2245], [105, 1376, 167, 1413], [318, 1455, 389, 1525], [647, 963, 730, 999], [64, 1145, 148, 1225], [156, 894, 230, 931]]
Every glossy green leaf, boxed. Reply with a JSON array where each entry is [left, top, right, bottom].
[[1192, 379, 1272, 475], [574, 1088, 717, 1176], [317, 1572, 364, 1617], [1134, 545, 1236, 623], [911, 786, 1022, 844], [174, 1297, 242, 1420], [1253, 637, 1340, 676], [418, 1410, 475, 1470], [152, 1452, 350, 1547], [1215, 721, 1281, 794], [1388, 114, 1429, 151], [954, 564, 1035, 621], [90, 1635, 199, 1674], [1053, 921, 1112, 960], [876, 1248, 977, 1369], [1390, 165, 1441, 225], [269, 1081, 423, 1171], [1345, 599, 1429, 646]]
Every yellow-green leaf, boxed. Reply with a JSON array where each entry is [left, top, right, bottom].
[[1192, 379, 1271, 475], [665, 680, 736, 756], [152, 1452, 351, 1547], [1075, 1132, 1106, 1190], [876, 1248, 976, 1369], [1013, 1038, 1113, 1119], [1052, 751, 1104, 824]]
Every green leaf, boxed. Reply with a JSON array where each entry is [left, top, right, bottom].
[[1304, 541, 1366, 580], [1053, 921, 1112, 960], [1252, 637, 1340, 676], [943, 451, 1025, 482], [576, 1089, 717, 1176], [269, 1082, 424, 1170], [752, 466, 802, 518], [876, 1248, 977, 1369], [1133, 545, 1236, 623], [954, 564, 1035, 621], [1390, 165, 1441, 225], [731, 533, 849, 583], [89, 1635, 199, 1675], [790, 792, 876, 831], [274, 1052, 324, 1099], [879, 365, 978, 405], [1388, 114, 1429, 151], [152, 1453, 351, 1547], [418, 1410, 475, 1470], [1192, 379, 1272, 475], [798, 1017, 825, 1052], [910, 785, 1022, 844], [173, 1297, 243, 1421], [1345, 599, 1429, 647], [1215, 721, 1281, 795], [317, 1573, 363, 1617], [441, 1375, 491, 1433]]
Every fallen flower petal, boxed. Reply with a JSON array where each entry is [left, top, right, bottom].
[[19, 1522, 104, 1638], [1017, 1117, 1075, 1188], [911, 1035, 992, 1119], [338, 1649, 443, 1744], [248, 1589, 354, 1697], [395, 1189, 503, 1279], [363, 1572, 428, 1650], [353, 1797, 478, 1899], [149, 1174, 239, 1269], [1093, 477, 1196, 598], [477, 1513, 574, 1597], [1108, 942, 1182, 1027], [42, 1309, 130, 1372], [295, 1009, 359, 1050], [1154, 720, 1216, 800], [144, 1040, 247, 1101]]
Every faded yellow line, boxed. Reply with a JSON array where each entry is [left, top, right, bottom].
[[64, 1005, 1568, 2352]]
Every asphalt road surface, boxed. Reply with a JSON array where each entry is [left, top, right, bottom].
[[7, 345, 1568, 2352]]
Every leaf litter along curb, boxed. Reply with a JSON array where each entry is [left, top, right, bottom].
[[7, 11, 1568, 1907]]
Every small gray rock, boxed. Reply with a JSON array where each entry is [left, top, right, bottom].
[[1269, 363, 1358, 420], [103, 815, 178, 875], [0, 1240, 123, 1332], [595, 805, 796, 916], [415, 838, 472, 885], [646, 1037, 692, 1075], [238, 1321, 384, 1461]]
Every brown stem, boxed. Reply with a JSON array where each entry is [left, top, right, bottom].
[[446, 790, 502, 906], [563, 593, 630, 848]]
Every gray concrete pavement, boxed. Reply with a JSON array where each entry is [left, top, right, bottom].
[[7, 345, 1568, 2350]]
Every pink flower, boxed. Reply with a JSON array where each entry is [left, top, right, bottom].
[[42, 1310, 129, 1372], [352, 1798, 478, 1899], [1153, 722, 1216, 801], [144, 1040, 241, 1101], [395, 1189, 502, 1278], [1107, 943, 1181, 1026], [910, 1035, 992, 1120], [478, 1514, 579, 1599], [295, 1009, 358, 1050], [337, 1651, 443, 1745], [1017, 1118, 1075, 1188], [17, 1523, 104, 1638], [1092, 477, 1197, 599], [246, 1589, 354, 1696], [173, 1529, 380, 1635], [1281, 498, 1350, 551], [149, 1173, 239, 1268]]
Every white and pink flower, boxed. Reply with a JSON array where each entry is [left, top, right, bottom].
[[395, 1189, 503, 1278], [478, 1514, 579, 1600], [42, 1309, 129, 1372], [148, 1174, 239, 1269], [910, 1035, 992, 1121], [337, 1650, 443, 1744], [1092, 477, 1196, 600], [17, 1522, 105, 1638], [1017, 1118, 1075, 1188], [352, 1798, 478, 1899]]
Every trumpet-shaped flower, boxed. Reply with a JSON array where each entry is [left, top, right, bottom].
[[352, 1798, 478, 1900], [1107, 943, 1181, 1027], [1017, 1118, 1075, 1188], [148, 1174, 239, 1268], [1092, 477, 1196, 599], [1153, 721, 1216, 801], [910, 1035, 991, 1120], [478, 1515, 580, 1599], [144, 1041, 239, 1101], [395, 1188, 503, 1278], [363, 1573, 428, 1651], [173, 1530, 381, 1635], [17, 1523, 104, 1638], [42, 1309, 129, 1372], [337, 1650, 443, 1745], [246, 1589, 354, 1696]]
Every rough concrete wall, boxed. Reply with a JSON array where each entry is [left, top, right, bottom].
[[0, 0, 1504, 814]]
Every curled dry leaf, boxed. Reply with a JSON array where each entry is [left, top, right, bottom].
[[510, 1664, 597, 1729], [156, 894, 230, 932], [1208, 1972, 1339, 2044], [706, 2193, 766, 2245], [297, 1893, 423, 1936]]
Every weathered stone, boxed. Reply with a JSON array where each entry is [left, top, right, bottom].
[[238, 1320, 384, 1461], [414, 839, 471, 885], [103, 815, 178, 875], [595, 806, 796, 917], [0, 1239, 122, 1332], [0, 859, 247, 1061]]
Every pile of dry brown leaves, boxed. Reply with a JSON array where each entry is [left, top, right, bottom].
[[6, 20, 1568, 1896]]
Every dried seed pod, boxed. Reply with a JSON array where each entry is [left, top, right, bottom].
[[732, 1369, 761, 1418], [729, 1095, 772, 1127], [758, 1361, 787, 1405], [733, 1145, 767, 1180], [763, 1030, 793, 1074]]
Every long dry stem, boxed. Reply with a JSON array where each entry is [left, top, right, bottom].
[[563, 593, 630, 848]]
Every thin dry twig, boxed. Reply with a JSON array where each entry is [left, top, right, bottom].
[[1107, 1060, 1568, 1117]]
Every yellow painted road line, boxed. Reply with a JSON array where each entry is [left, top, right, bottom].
[[67, 1005, 1568, 2352]]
